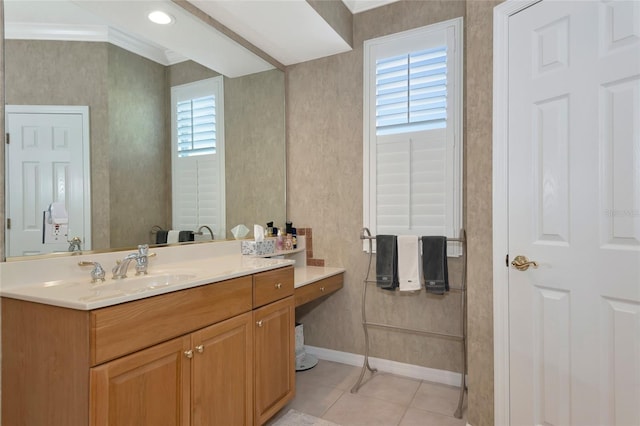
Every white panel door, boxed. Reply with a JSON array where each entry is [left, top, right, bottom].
[[508, 1, 640, 425], [6, 107, 90, 256]]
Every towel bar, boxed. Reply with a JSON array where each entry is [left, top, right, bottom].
[[351, 227, 467, 420]]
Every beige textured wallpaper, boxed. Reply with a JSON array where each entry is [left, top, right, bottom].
[[288, 1, 497, 425], [465, 2, 503, 425], [224, 70, 286, 239], [107, 45, 168, 248]]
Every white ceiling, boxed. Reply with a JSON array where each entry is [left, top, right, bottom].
[[4, 0, 400, 77], [188, 0, 352, 66]]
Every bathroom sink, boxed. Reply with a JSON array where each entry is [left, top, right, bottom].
[[76, 272, 198, 301], [121, 273, 198, 290], [22, 272, 191, 304]]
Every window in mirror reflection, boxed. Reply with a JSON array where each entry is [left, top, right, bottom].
[[171, 77, 226, 240]]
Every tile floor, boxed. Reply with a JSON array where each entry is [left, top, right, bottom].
[[269, 360, 467, 426]]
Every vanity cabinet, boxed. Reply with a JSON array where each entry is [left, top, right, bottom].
[[192, 312, 254, 425], [90, 335, 192, 425], [1, 266, 294, 426], [252, 267, 296, 426], [254, 297, 295, 425], [90, 312, 254, 426]]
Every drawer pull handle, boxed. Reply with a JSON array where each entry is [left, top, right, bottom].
[[184, 350, 193, 359], [195, 345, 204, 354], [320, 287, 325, 292], [257, 320, 264, 327], [275, 283, 282, 289]]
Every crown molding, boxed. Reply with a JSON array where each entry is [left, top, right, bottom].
[[5, 22, 186, 66]]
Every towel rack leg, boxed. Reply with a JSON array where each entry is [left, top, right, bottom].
[[454, 335, 467, 418], [454, 230, 468, 419], [351, 275, 377, 393]]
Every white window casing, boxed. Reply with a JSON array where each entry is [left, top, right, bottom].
[[171, 76, 225, 239], [363, 17, 463, 255]]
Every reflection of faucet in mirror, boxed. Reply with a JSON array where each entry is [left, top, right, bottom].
[[112, 244, 156, 279], [68, 236, 82, 253], [196, 225, 215, 240]]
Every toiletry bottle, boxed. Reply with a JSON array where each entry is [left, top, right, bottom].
[[276, 230, 283, 250], [292, 228, 297, 249]]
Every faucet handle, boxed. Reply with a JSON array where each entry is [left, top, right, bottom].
[[78, 261, 106, 283], [134, 244, 156, 276]]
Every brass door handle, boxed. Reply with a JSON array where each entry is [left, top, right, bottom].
[[511, 255, 538, 271]]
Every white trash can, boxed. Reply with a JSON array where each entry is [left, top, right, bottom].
[[295, 323, 318, 371]]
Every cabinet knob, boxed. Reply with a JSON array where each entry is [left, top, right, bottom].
[[256, 320, 263, 327], [275, 283, 282, 289], [195, 345, 204, 353], [184, 350, 193, 359], [320, 287, 325, 292]]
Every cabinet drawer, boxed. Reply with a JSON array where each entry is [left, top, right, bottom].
[[294, 273, 343, 307], [253, 267, 294, 308], [91, 276, 252, 366]]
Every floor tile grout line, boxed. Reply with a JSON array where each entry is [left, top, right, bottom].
[[318, 387, 346, 420]]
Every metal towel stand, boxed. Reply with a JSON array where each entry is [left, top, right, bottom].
[[351, 227, 467, 419]]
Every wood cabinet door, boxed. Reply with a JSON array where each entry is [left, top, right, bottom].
[[191, 311, 254, 426], [90, 335, 191, 426], [253, 296, 295, 425]]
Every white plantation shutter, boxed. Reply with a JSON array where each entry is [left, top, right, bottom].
[[364, 18, 462, 255], [173, 156, 221, 232], [376, 130, 447, 235], [376, 47, 448, 135], [171, 77, 225, 238], [176, 95, 217, 157]]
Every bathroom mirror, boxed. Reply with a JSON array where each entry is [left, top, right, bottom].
[[3, 0, 286, 259]]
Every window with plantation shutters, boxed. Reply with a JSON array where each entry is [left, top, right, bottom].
[[363, 18, 463, 255], [171, 77, 225, 239]]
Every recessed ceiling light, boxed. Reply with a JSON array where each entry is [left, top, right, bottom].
[[148, 10, 174, 25]]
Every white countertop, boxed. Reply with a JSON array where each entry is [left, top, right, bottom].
[[0, 240, 346, 311], [1, 255, 294, 310], [294, 265, 345, 288]]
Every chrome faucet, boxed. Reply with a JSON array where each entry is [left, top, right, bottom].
[[112, 244, 155, 279]]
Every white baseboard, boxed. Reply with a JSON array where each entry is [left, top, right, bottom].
[[304, 345, 464, 387]]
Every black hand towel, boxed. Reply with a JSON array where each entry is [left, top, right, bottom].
[[421, 236, 449, 294], [178, 231, 195, 242], [376, 235, 398, 291], [156, 230, 168, 244]]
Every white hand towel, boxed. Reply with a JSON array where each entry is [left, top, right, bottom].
[[397, 235, 422, 291], [167, 230, 180, 244]]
